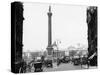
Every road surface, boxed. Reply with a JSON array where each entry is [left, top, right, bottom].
[[43, 63, 82, 72], [30, 62, 85, 72]]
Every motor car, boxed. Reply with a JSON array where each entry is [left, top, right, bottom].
[[61, 56, 70, 63], [64, 56, 70, 63], [44, 55, 53, 68], [45, 60, 53, 67], [34, 62, 43, 72], [73, 56, 81, 65], [33, 57, 43, 72], [81, 57, 88, 65]]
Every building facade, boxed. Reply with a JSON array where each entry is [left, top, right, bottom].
[[11, 2, 24, 73], [87, 6, 97, 66]]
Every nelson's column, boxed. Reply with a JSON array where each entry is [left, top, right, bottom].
[[46, 6, 53, 55]]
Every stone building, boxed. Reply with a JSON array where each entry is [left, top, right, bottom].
[[11, 2, 24, 73], [87, 6, 97, 66]]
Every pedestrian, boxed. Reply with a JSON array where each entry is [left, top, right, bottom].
[[57, 58, 60, 66], [80, 57, 83, 68]]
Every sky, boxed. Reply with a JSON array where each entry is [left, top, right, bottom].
[[23, 2, 88, 52]]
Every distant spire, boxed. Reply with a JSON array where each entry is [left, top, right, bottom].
[[49, 6, 51, 12]]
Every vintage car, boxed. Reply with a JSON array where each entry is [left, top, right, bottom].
[[81, 56, 88, 65], [73, 56, 81, 65], [44, 55, 53, 68], [34, 62, 43, 72], [62, 56, 70, 63], [45, 59, 53, 67], [33, 57, 43, 72]]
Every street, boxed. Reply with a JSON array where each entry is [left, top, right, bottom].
[[30, 62, 85, 72], [43, 63, 82, 72]]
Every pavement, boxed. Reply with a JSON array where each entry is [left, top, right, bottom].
[[81, 65, 97, 69]]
